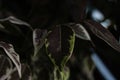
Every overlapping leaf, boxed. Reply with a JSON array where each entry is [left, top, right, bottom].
[[84, 20, 120, 52], [0, 16, 29, 26], [45, 25, 75, 69], [0, 16, 32, 30], [0, 55, 13, 80], [0, 42, 21, 78], [8, 64, 32, 80], [33, 29, 47, 56], [66, 23, 91, 40]]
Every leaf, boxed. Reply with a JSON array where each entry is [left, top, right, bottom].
[[0, 55, 13, 80], [0, 24, 5, 28], [53, 66, 70, 80], [66, 23, 91, 40], [0, 22, 23, 36], [0, 41, 21, 78], [20, 64, 32, 80], [0, 16, 33, 30], [84, 20, 120, 52], [33, 29, 47, 56], [8, 64, 32, 80], [0, 23, 10, 34], [45, 25, 75, 69]]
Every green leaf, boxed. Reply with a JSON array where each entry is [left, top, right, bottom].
[[33, 29, 47, 56], [53, 66, 70, 80], [66, 23, 91, 40], [45, 25, 75, 69], [0, 42, 21, 78], [84, 20, 120, 53]]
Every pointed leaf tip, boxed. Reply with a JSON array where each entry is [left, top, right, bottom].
[[84, 20, 120, 53], [0, 16, 33, 30], [67, 23, 91, 40]]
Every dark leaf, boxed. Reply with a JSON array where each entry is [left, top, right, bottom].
[[0, 23, 10, 34], [45, 25, 75, 69], [0, 24, 5, 28], [33, 29, 47, 56], [0, 16, 32, 30], [0, 55, 13, 80], [8, 64, 32, 80], [0, 22, 23, 36], [66, 23, 91, 40], [84, 20, 120, 52], [0, 41, 21, 78]]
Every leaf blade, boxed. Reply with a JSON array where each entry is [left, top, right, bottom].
[[67, 23, 91, 40], [8, 64, 32, 80], [84, 20, 120, 52], [33, 29, 47, 56], [0, 16, 32, 30], [46, 25, 75, 69], [0, 55, 13, 80], [0, 42, 21, 78]]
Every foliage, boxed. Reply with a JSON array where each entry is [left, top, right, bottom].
[[0, 0, 120, 80]]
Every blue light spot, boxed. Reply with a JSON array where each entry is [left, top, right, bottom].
[[92, 9, 104, 21]]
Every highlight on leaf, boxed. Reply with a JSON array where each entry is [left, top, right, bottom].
[[84, 20, 120, 53], [0, 16, 32, 30], [0, 41, 21, 78], [8, 64, 32, 80], [66, 23, 91, 40]]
